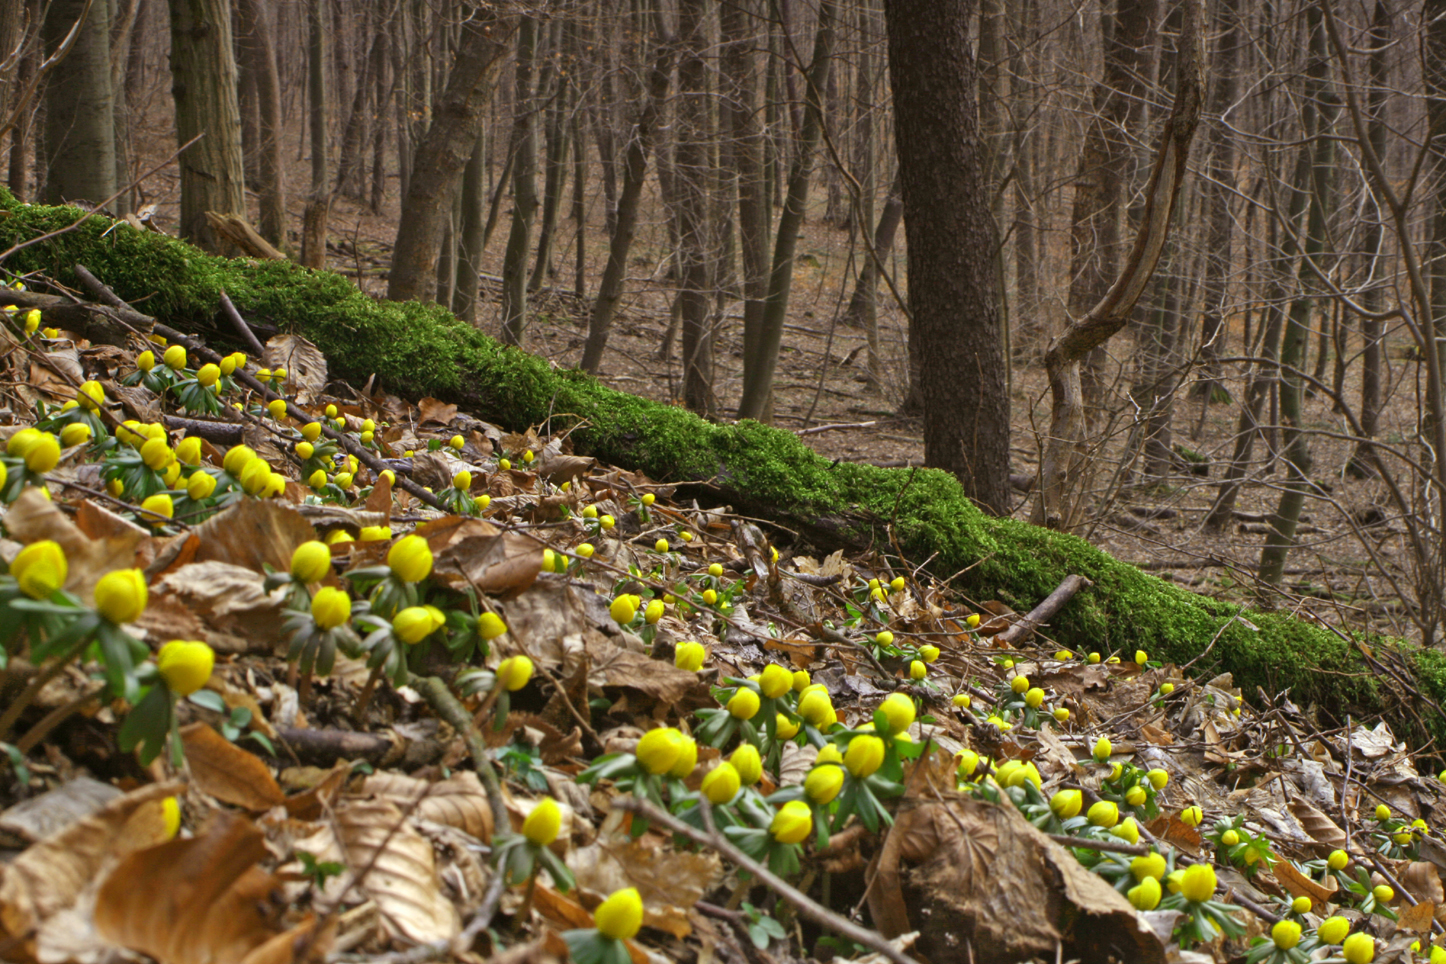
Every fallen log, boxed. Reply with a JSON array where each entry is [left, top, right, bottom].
[[3, 188, 1444, 749]]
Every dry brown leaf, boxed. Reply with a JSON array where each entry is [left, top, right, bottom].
[[193, 498, 317, 576], [156, 560, 288, 645], [1272, 856, 1338, 905], [0, 777, 120, 846], [94, 810, 331, 964], [417, 397, 458, 426], [265, 334, 327, 405], [413, 515, 542, 595], [1146, 813, 1203, 855], [4, 487, 143, 594], [181, 722, 286, 811], [0, 780, 180, 955], [1287, 797, 1350, 852], [537, 453, 595, 483], [1399, 898, 1437, 936], [334, 797, 461, 944], [570, 836, 723, 939], [533, 885, 648, 964], [588, 637, 713, 713], [355, 770, 494, 841]]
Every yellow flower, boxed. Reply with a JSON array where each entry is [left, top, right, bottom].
[[387, 534, 433, 582], [1327, 849, 1348, 871], [1375, 804, 1391, 821], [286, 541, 329, 584], [333, 472, 353, 489], [11, 540, 67, 598], [223, 444, 256, 476], [844, 735, 885, 778], [798, 689, 833, 727], [890, 576, 905, 591], [1053, 707, 1070, 723], [645, 599, 664, 624], [610, 594, 637, 624], [707, 563, 724, 578], [24, 432, 59, 473], [161, 797, 181, 838], [239, 457, 271, 495], [668, 735, 698, 779], [674, 641, 706, 671], [1093, 737, 1112, 762], [267, 398, 288, 420], [599, 514, 614, 529], [75, 379, 105, 411], [360, 525, 392, 542], [497, 655, 533, 690], [582, 505, 598, 519], [392, 607, 435, 644], [1372, 884, 1393, 903], [257, 368, 273, 383], [156, 640, 215, 696], [449, 435, 465, 450], [454, 470, 472, 490], [701, 762, 740, 804], [1050, 789, 1082, 819], [1291, 896, 1311, 914], [23, 308, 40, 333], [1146, 769, 1169, 790], [326, 529, 354, 545], [730, 744, 762, 785], [218, 353, 239, 375], [1131, 852, 1167, 881], [94, 568, 147, 623], [1317, 917, 1350, 946], [1179, 863, 1216, 903], [195, 363, 220, 388], [792, 670, 810, 691], [1024, 687, 1045, 709], [908, 659, 926, 680], [1159, 682, 1175, 695], [727, 688, 760, 720], [272, 367, 288, 382], [770, 800, 813, 844], [478, 612, 508, 639], [805, 764, 844, 805], [919, 644, 940, 663], [1087, 801, 1119, 828], [654, 538, 669, 553], [59, 422, 91, 448], [775, 713, 800, 740], [423, 605, 447, 633], [576, 542, 594, 559], [878, 692, 915, 734], [141, 493, 173, 520], [308, 469, 328, 490], [301, 422, 323, 442], [594, 887, 643, 942], [523, 797, 562, 847], [953, 693, 972, 708], [1180, 806, 1203, 828], [1125, 785, 1147, 807], [702, 588, 717, 605], [817, 744, 844, 766], [1055, 649, 1073, 660], [1342, 933, 1374, 964], [635, 727, 684, 775], [875, 630, 894, 646], [1011, 675, 1029, 694], [759, 663, 792, 699], [311, 586, 351, 630], [163, 345, 188, 370], [137, 350, 155, 371], [1127, 877, 1161, 911], [1111, 817, 1140, 844]]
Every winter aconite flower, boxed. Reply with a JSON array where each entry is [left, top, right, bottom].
[[291, 541, 331, 583], [644, 599, 664, 624], [140, 493, 173, 520], [24, 432, 59, 472], [770, 800, 813, 844], [311, 586, 351, 629], [478, 612, 508, 639], [844, 735, 885, 778], [163, 345, 187, 369], [636, 727, 685, 775], [759, 664, 792, 699], [701, 762, 740, 804], [1131, 853, 1167, 881], [94, 568, 147, 623], [594, 887, 643, 941], [1093, 737, 1112, 762], [523, 797, 562, 847], [497, 655, 533, 690], [1128, 877, 1161, 910], [393, 607, 435, 644], [156, 640, 215, 696], [668, 736, 698, 779], [1328, 849, 1349, 871], [1271, 920, 1301, 950], [805, 765, 844, 805], [387, 534, 433, 582], [1179, 863, 1217, 903], [1087, 801, 1119, 828], [798, 689, 833, 727], [1180, 806, 1203, 828], [727, 688, 760, 720], [730, 744, 762, 785], [1317, 917, 1350, 946], [610, 594, 638, 624], [11, 540, 67, 598], [878, 693, 915, 734], [1111, 817, 1141, 844], [674, 641, 706, 671], [59, 423, 91, 448], [1342, 933, 1375, 964], [1050, 789, 1082, 819], [187, 472, 217, 500]]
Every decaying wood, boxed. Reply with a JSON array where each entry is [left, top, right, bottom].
[[995, 574, 1094, 645], [203, 211, 287, 261], [0, 287, 144, 347]]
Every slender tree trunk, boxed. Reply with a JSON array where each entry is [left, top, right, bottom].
[[109, 0, 142, 214], [453, 130, 485, 324], [7, 0, 37, 198], [300, 0, 330, 268], [335, 11, 383, 201], [843, 173, 901, 327], [572, 111, 586, 300], [499, 16, 539, 345], [1009, 0, 1041, 355], [386, 9, 512, 303], [43, 0, 116, 206], [675, 0, 715, 417], [578, 37, 674, 373], [529, 22, 569, 293], [235, 0, 286, 249], [737, 0, 835, 423], [167, 0, 246, 253]]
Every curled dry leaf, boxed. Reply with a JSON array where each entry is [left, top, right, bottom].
[[0, 780, 181, 955], [0, 776, 120, 846], [95, 810, 332, 964], [355, 770, 494, 842], [193, 498, 317, 577], [180, 722, 286, 811], [333, 797, 461, 944], [4, 486, 143, 595], [1273, 855, 1338, 905], [156, 560, 289, 646], [1286, 797, 1350, 853], [415, 515, 542, 595]]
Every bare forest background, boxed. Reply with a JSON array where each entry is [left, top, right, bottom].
[[5, 0, 1446, 652]]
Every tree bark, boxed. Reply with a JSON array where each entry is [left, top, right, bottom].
[[386, 8, 513, 304], [675, 0, 715, 417], [453, 130, 486, 324], [234, 0, 286, 250], [528, 19, 568, 294], [300, 0, 329, 268], [42, 0, 116, 206], [737, 0, 835, 423], [167, 0, 247, 253], [499, 15, 539, 345], [1032, 0, 1205, 530], [884, 0, 1009, 515]]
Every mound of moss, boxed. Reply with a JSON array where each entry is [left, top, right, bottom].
[[3, 190, 1442, 745]]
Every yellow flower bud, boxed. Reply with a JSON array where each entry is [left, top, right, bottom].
[[654, 537, 669, 553], [162, 796, 181, 838], [645, 599, 664, 624], [798, 689, 833, 727], [239, 457, 271, 495], [727, 688, 760, 720], [1093, 737, 1112, 762], [755, 663, 790, 699], [1179, 863, 1217, 903], [182, 471, 214, 501], [94, 568, 147, 623], [1125, 785, 1147, 808], [609, 594, 638, 624], [163, 345, 187, 370], [497, 655, 533, 690], [953, 693, 972, 709], [360, 525, 392, 542], [454, 470, 472, 491], [1342, 933, 1374, 964], [1087, 801, 1119, 828], [222, 444, 256, 476], [10, 540, 67, 599], [271, 367, 287, 382], [1025, 687, 1045, 709], [817, 744, 844, 766], [599, 514, 614, 529], [1050, 789, 1082, 819], [75, 379, 105, 411], [387, 534, 433, 582], [1375, 804, 1391, 821], [701, 762, 740, 804], [1180, 806, 1203, 828], [1291, 896, 1311, 914], [1131, 852, 1167, 881], [311, 586, 351, 630], [156, 640, 215, 696], [878, 692, 915, 735], [140, 493, 173, 520], [1372, 884, 1393, 903], [770, 800, 813, 844], [1327, 849, 1348, 871], [674, 641, 706, 671], [59, 422, 91, 448], [730, 744, 763, 785], [635, 727, 685, 775], [522, 797, 562, 847], [267, 398, 288, 420], [392, 607, 435, 644], [844, 735, 885, 778], [1011, 675, 1029, 694], [594, 887, 643, 942], [448, 435, 464, 449], [301, 422, 322, 442], [1111, 817, 1141, 844], [23, 309, 40, 333], [1317, 916, 1350, 946], [24, 432, 59, 472], [1146, 769, 1169, 790], [195, 363, 220, 388], [1128, 877, 1161, 910], [668, 735, 698, 779], [218, 353, 238, 376]]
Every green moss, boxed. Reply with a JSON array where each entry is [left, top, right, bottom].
[[1, 190, 1439, 746]]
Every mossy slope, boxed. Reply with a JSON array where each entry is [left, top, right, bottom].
[[3, 191, 1441, 743]]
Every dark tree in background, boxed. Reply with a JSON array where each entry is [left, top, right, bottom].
[[883, 0, 1010, 515], [42, 0, 115, 206]]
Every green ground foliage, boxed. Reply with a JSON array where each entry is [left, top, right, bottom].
[[4, 190, 1443, 746]]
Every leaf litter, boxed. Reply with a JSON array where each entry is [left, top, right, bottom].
[[0, 281, 1443, 964]]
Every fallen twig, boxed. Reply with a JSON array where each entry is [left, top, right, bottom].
[[995, 574, 1093, 646]]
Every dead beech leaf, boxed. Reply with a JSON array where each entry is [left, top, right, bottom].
[[1146, 813, 1203, 856], [1405, 862, 1445, 910], [1287, 797, 1349, 852], [0, 776, 121, 845], [4, 486, 143, 594], [588, 638, 713, 713], [416, 515, 543, 595], [156, 560, 288, 644], [265, 334, 327, 405], [1399, 898, 1437, 936], [0, 781, 181, 954], [1273, 857, 1338, 905], [193, 498, 317, 576], [570, 836, 723, 939], [356, 770, 494, 841], [94, 810, 331, 964], [533, 885, 648, 964], [181, 723, 285, 811], [537, 453, 594, 484], [283, 762, 352, 820], [417, 397, 458, 426], [334, 797, 461, 944]]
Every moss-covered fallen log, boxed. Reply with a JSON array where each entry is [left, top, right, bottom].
[[4, 190, 1444, 747]]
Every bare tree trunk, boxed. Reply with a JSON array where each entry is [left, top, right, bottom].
[[386, 9, 512, 303], [109, 0, 142, 215], [528, 20, 569, 293], [300, 0, 330, 268], [499, 15, 539, 345], [43, 0, 115, 206], [578, 36, 674, 373], [453, 130, 485, 324], [335, 7, 384, 201], [676, 0, 715, 417], [168, 0, 246, 253], [6, 0, 37, 197], [235, 0, 286, 250], [571, 111, 586, 300], [736, 0, 835, 423], [1032, 0, 1205, 530], [843, 173, 901, 327]]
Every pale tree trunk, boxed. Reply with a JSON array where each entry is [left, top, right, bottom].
[[386, 9, 512, 303], [234, 0, 286, 250], [1032, 0, 1205, 530], [578, 36, 674, 373], [43, 0, 115, 206], [499, 16, 539, 345], [571, 111, 586, 300], [845, 0, 881, 391], [884, 0, 1009, 514], [528, 19, 568, 293], [736, 0, 835, 423], [676, 0, 714, 417], [453, 130, 485, 324], [168, 0, 246, 253], [1009, 0, 1042, 355], [300, 0, 329, 268], [6, 0, 37, 198]]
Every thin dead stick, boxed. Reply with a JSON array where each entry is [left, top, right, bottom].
[[616, 796, 922, 964], [219, 290, 269, 357], [1047, 834, 1152, 857], [796, 420, 877, 436], [995, 575, 1093, 646]]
